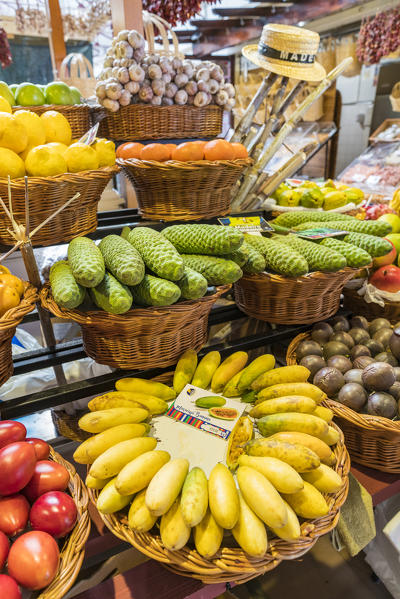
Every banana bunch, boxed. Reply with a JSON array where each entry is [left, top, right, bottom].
[[74, 350, 344, 560]]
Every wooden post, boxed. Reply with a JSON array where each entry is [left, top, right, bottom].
[[45, 0, 67, 78], [110, 0, 144, 34]]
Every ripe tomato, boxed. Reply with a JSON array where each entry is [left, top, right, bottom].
[[0, 421, 26, 449], [23, 460, 69, 502], [0, 442, 36, 495], [30, 491, 77, 538], [0, 494, 29, 536], [0, 574, 21, 599], [25, 438, 50, 460], [7, 531, 60, 590], [0, 531, 9, 569]]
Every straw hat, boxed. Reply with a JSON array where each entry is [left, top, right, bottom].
[[242, 24, 326, 82]]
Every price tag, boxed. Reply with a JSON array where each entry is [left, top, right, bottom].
[[218, 215, 273, 233], [78, 123, 99, 145], [295, 227, 348, 240]]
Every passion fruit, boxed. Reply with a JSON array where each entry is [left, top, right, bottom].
[[374, 352, 398, 367], [299, 355, 326, 381], [329, 331, 355, 349], [338, 383, 367, 411], [367, 392, 397, 418], [388, 381, 400, 401], [295, 340, 323, 361], [349, 327, 370, 345], [323, 341, 349, 360], [350, 345, 371, 361], [327, 355, 352, 374], [369, 318, 391, 337], [311, 322, 333, 344], [330, 316, 350, 332], [344, 369, 363, 385], [364, 338, 384, 356], [394, 366, 400, 381], [350, 315, 369, 330], [389, 327, 400, 359], [353, 355, 375, 369], [361, 362, 396, 391], [372, 328, 393, 349], [313, 366, 345, 396]]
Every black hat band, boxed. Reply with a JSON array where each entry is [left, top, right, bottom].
[[258, 41, 315, 64]]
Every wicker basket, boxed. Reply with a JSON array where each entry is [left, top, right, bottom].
[[0, 284, 37, 387], [40, 284, 229, 369], [0, 167, 118, 247], [118, 157, 250, 221], [88, 419, 349, 584], [93, 104, 223, 141], [233, 269, 357, 325], [12, 104, 91, 139], [38, 447, 91, 599], [287, 331, 400, 473], [342, 286, 400, 324]]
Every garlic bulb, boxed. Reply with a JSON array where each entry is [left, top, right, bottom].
[[165, 82, 178, 98], [174, 89, 188, 105], [174, 72, 188, 88], [133, 48, 144, 62], [208, 79, 220, 94], [215, 90, 229, 106], [182, 60, 194, 78], [160, 58, 173, 73], [210, 65, 224, 82], [111, 66, 120, 78], [119, 90, 132, 106], [103, 57, 114, 68], [196, 68, 210, 82], [151, 95, 162, 106], [128, 30, 145, 49], [120, 58, 135, 68], [197, 79, 209, 93], [139, 85, 153, 102], [185, 81, 198, 96], [172, 57, 183, 70], [187, 94, 195, 105], [148, 64, 162, 80], [117, 29, 130, 42], [117, 68, 130, 84], [125, 80, 140, 94], [95, 82, 106, 100], [193, 91, 208, 107], [116, 41, 133, 59], [162, 97, 174, 106], [105, 81, 123, 100], [162, 73, 172, 84], [102, 98, 120, 112], [152, 79, 166, 96], [223, 83, 235, 98], [129, 64, 145, 82]]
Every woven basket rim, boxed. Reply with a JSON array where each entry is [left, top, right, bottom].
[[3, 165, 119, 186], [286, 331, 400, 435], [117, 157, 252, 169], [240, 267, 358, 285], [40, 283, 231, 326], [38, 447, 91, 599], [92, 103, 223, 113], [12, 103, 90, 110], [343, 285, 400, 308], [0, 283, 37, 330], [88, 417, 349, 584]]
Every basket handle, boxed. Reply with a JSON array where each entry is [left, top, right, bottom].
[[143, 10, 184, 59], [59, 53, 94, 80]]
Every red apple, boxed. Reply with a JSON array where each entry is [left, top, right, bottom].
[[370, 264, 400, 292], [30, 491, 77, 538], [23, 460, 69, 502], [373, 240, 397, 268], [0, 442, 36, 496], [0, 494, 30, 537], [0, 531, 9, 569]]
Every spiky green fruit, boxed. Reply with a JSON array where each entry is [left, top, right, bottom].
[[162, 224, 243, 255], [68, 237, 105, 288], [273, 211, 354, 228], [50, 260, 85, 309], [181, 255, 243, 285], [242, 242, 266, 274], [176, 267, 208, 300], [90, 271, 132, 314], [130, 274, 181, 306], [99, 235, 145, 286], [274, 234, 347, 272], [244, 234, 308, 277], [343, 232, 393, 257], [127, 227, 184, 281], [320, 238, 372, 268], [293, 219, 391, 237], [223, 244, 250, 267]]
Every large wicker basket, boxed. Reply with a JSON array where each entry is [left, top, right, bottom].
[[234, 269, 357, 325], [0, 284, 37, 387], [117, 157, 250, 221], [12, 104, 91, 139], [40, 284, 229, 369], [38, 448, 91, 599], [287, 332, 400, 473], [0, 167, 118, 247], [93, 104, 223, 141], [88, 420, 349, 584], [342, 286, 400, 324]]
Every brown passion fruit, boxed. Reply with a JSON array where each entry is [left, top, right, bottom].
[[361, 362, 396, 391], [295, 340, 323, 361], [311, 322, 333, 344], [349, 327, 370, 345], [327, 355, 353, 374], [344, 369, 363, 385], [350, 315, 369, 330], [367, 392, 397, 418], [329, 331, 355, 349], [388, 381, 400, 401], [313, 366, 345, 396], [330, 315, 350, 332], [372, 328, 393, 349], [338, 383, 367, 411], [353, 355, 375, 369], [369, 318, 391, 337], [299, 355, 326, 381], [350, 344, 371, 361], [389, 327, 400, 360], [374, 352, 398, 367], [323, 341, 349, 360], [364, 338, 384, 356]]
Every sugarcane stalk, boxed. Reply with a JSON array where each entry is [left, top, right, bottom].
[[271, 80, 306, 133], [243, 126, 259, 151], [259, 151, 306, 199], [233, 58, 353, 207], [229, 72, 278, 143]]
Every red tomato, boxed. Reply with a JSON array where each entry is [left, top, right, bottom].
[[0, 574, 21, 599], [0, 421, 26, 449], [23, 460, 69, 502], [0, 494, 29, 536], [7, 531, 60, 590], [0, 442, 36, 495], [25, 438, 50, 460], [30, 491, 77, 538], [0, 531, 9, 569]]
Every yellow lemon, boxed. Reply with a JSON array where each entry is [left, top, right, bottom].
[[46, 142, 68, 156], [25, 145, 67, 177], [0, 97, 11, 113], [65, 142, 99, 172], [0, 147, 25, 178], [14, 110, 46, 148], [0, 112, 28, 153], [93, 138, 116, 167], [40, 110, 72, 145]]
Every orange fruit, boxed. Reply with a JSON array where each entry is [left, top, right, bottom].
[[0, 274, 24, 297], [164, 143, 177, 154], [231, 142, 248, 159], [116, 142, 144, 159], [0, 284, 20, 317], [204, 139, 235, 161], [140, 143, 171, 162], [192, 140, 207, 152], [171, 141, 204, 162]]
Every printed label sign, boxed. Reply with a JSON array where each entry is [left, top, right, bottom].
[[218, 215, 273, 233], [294, 227, 348, 239]]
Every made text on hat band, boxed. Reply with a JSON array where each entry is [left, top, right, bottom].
[[258, 42, 315, 64]]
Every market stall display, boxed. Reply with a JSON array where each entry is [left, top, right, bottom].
[[287, 315, 400, 473], [74, 352, 349, 583], [0, 420, 90, 598], [270, 179, 364, 212]]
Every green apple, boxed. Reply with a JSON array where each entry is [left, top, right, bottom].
[[386, 233, 400, 257], [69, 86, 82, 104], [0, 81, 15, 106], [45, 81, 73, 105], [15, 82, 45, 106], [378, 213, 400, 234]]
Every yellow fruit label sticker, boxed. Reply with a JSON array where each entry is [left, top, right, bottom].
[[218, 216, 272, 233]]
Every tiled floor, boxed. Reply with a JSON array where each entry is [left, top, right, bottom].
[[224, 535, 392, 599]]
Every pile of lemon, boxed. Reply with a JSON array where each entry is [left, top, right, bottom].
[[0, 96, 116, 179]]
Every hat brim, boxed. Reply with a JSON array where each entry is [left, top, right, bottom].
[[242, 44, 326, 83]]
